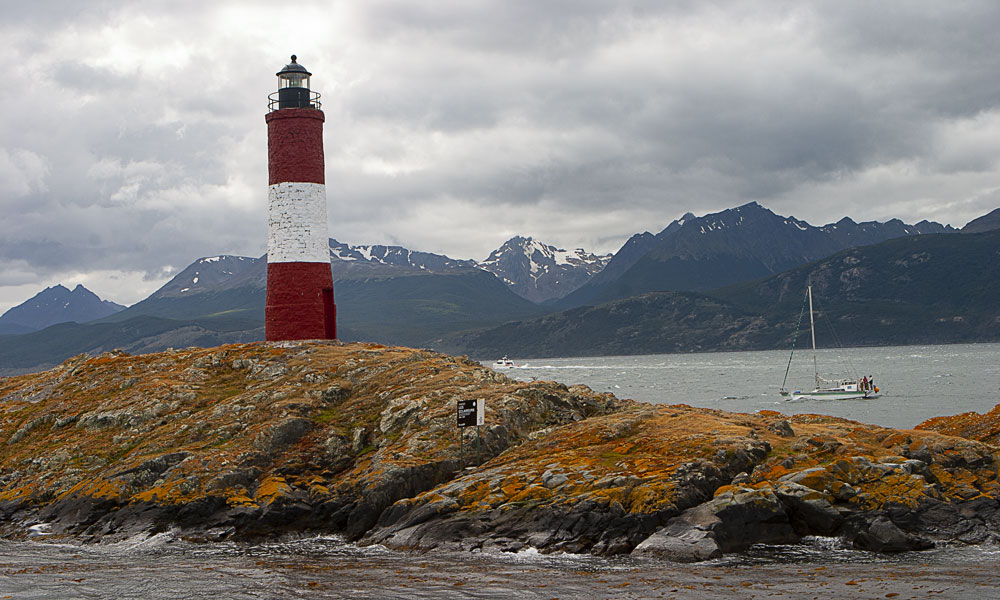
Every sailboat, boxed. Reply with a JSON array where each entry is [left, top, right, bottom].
[[779, 285, 880, 401]]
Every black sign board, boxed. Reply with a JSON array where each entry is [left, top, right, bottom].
[[457, 399, 478, 427]]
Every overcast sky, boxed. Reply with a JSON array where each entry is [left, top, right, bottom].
[[1, 1, 999, 312]]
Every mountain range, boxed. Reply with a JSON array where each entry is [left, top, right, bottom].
[[558, 202, 956, 308], [99, 243, 544, 348], [1, 202, 996, 373], [0, 284, 124, 335], [438, 226, 1000, 357]]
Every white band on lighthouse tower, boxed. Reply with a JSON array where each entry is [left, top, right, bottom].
[[267, 182, 330, 264]]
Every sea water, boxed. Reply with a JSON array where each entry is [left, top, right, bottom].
[[505, 342, 1000, 429], [4, 343, 1000, 598], [2, 534, 998, 599]]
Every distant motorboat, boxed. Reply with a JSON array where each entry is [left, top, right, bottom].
[[779, 285, 881, 401], [492, 356, 516, 370]]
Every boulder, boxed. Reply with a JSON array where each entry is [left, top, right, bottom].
[[773, 481, 843, 536], [853, 516, 934, 552], [254, 417, 313, 455], [633, 487, 798, 562]]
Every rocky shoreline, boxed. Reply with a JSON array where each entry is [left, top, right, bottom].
[[2, 341, 999, 562]]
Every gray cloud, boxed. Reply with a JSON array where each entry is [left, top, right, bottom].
[[1, 1, 999, 311]]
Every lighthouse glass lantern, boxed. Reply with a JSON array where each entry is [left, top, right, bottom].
[[271, 55, 321, 110]]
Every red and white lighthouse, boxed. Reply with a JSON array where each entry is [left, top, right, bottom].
[[265, 55, 336, 341]]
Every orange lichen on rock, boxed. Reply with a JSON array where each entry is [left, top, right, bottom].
[[3, 341, 1000, 557], [0, 341, 623, 542], [254, 476, 291, 504], [917, 405, 1000, 445], [364, 397, 1000, 555]]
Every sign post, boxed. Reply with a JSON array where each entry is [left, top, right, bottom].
[[457, 398, 485, 465]]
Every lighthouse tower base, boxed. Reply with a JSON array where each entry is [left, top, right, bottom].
[[265, 262, 335, 340]]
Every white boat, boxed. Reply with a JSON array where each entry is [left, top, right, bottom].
[[783, 378, 876, 401], [779, 285, 880, 401], [492, 356, 516, 370]]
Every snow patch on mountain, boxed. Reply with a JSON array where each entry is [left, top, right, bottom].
[[329, 240, 477, 272], [151, 255, 263, 298]]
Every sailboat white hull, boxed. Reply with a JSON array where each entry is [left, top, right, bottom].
[[783, 389, 879, 401]]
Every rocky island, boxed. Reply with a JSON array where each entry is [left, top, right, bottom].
[[1, 342, 999, 562]]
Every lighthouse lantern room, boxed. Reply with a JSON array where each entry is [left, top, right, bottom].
[[270, 55, 321, 111], [264, 55, 336, 341]]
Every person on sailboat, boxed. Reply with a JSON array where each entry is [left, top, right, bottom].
[[862, 376, 868, 391]]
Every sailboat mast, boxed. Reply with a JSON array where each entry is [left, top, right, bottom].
[[808, 285, 818, 387]]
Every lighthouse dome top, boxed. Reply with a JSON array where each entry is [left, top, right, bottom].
[[276, 55, 312, 78]]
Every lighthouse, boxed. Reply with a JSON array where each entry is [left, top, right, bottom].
[[265, 55, 336, 341]]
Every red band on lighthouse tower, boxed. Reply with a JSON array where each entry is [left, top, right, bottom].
[[266, 110, 325, 185], [264, 56, 336, 341]]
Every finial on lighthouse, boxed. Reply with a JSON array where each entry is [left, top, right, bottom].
[[270, 54, 321, 111]]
